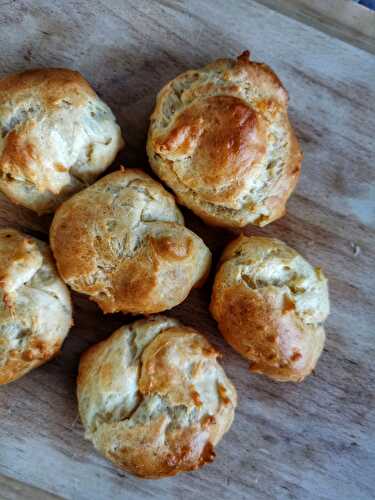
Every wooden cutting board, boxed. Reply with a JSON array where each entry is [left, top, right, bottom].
[[0, 1, 374, 499]]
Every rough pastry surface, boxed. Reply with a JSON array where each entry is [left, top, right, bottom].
[[77, 315, 237, 478], [147, 52, 302, 228], [0, 228, 72, 384], [0, 68, 124, 212], [210, 235, 329, 382], [50, 168, 211, 314]]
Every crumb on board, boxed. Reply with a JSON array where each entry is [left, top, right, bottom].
[[350, 242, 361, 257]]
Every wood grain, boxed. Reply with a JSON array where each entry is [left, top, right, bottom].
[[0, 1, 374, 499], [254, 0, 375, 55], [0, 474, 62, 500]]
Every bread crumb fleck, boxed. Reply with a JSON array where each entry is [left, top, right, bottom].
[[350, 242, 361, 257]]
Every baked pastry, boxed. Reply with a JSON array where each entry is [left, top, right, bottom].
[[0, 68, 124, 213], [50, 168, 211, 314], [0, 228, 72, 384], [147, 51, 302, 228], [210, 235, 329, 382], [77, 315, 237, 478]]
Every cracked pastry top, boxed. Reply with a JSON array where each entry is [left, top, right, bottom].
[[0, 68, 124, 213], [210, 235, 329, 382], [147, 51, 302, 228], [50, 168, 211, 314], [0, 227, 72, 384], [77, 315, 237, 478]]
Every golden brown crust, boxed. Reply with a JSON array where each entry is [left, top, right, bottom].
[[0, 68, 124, 213], [50, 168, 211, 314], [0, 338, 63, 385], [77, 316, 236, 478], [0, 68, 96, 107], [153, 95, 267, 207], [210, 235, 329, 382], [0, 228, 72, 384], [147, 51, 302, 228]]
